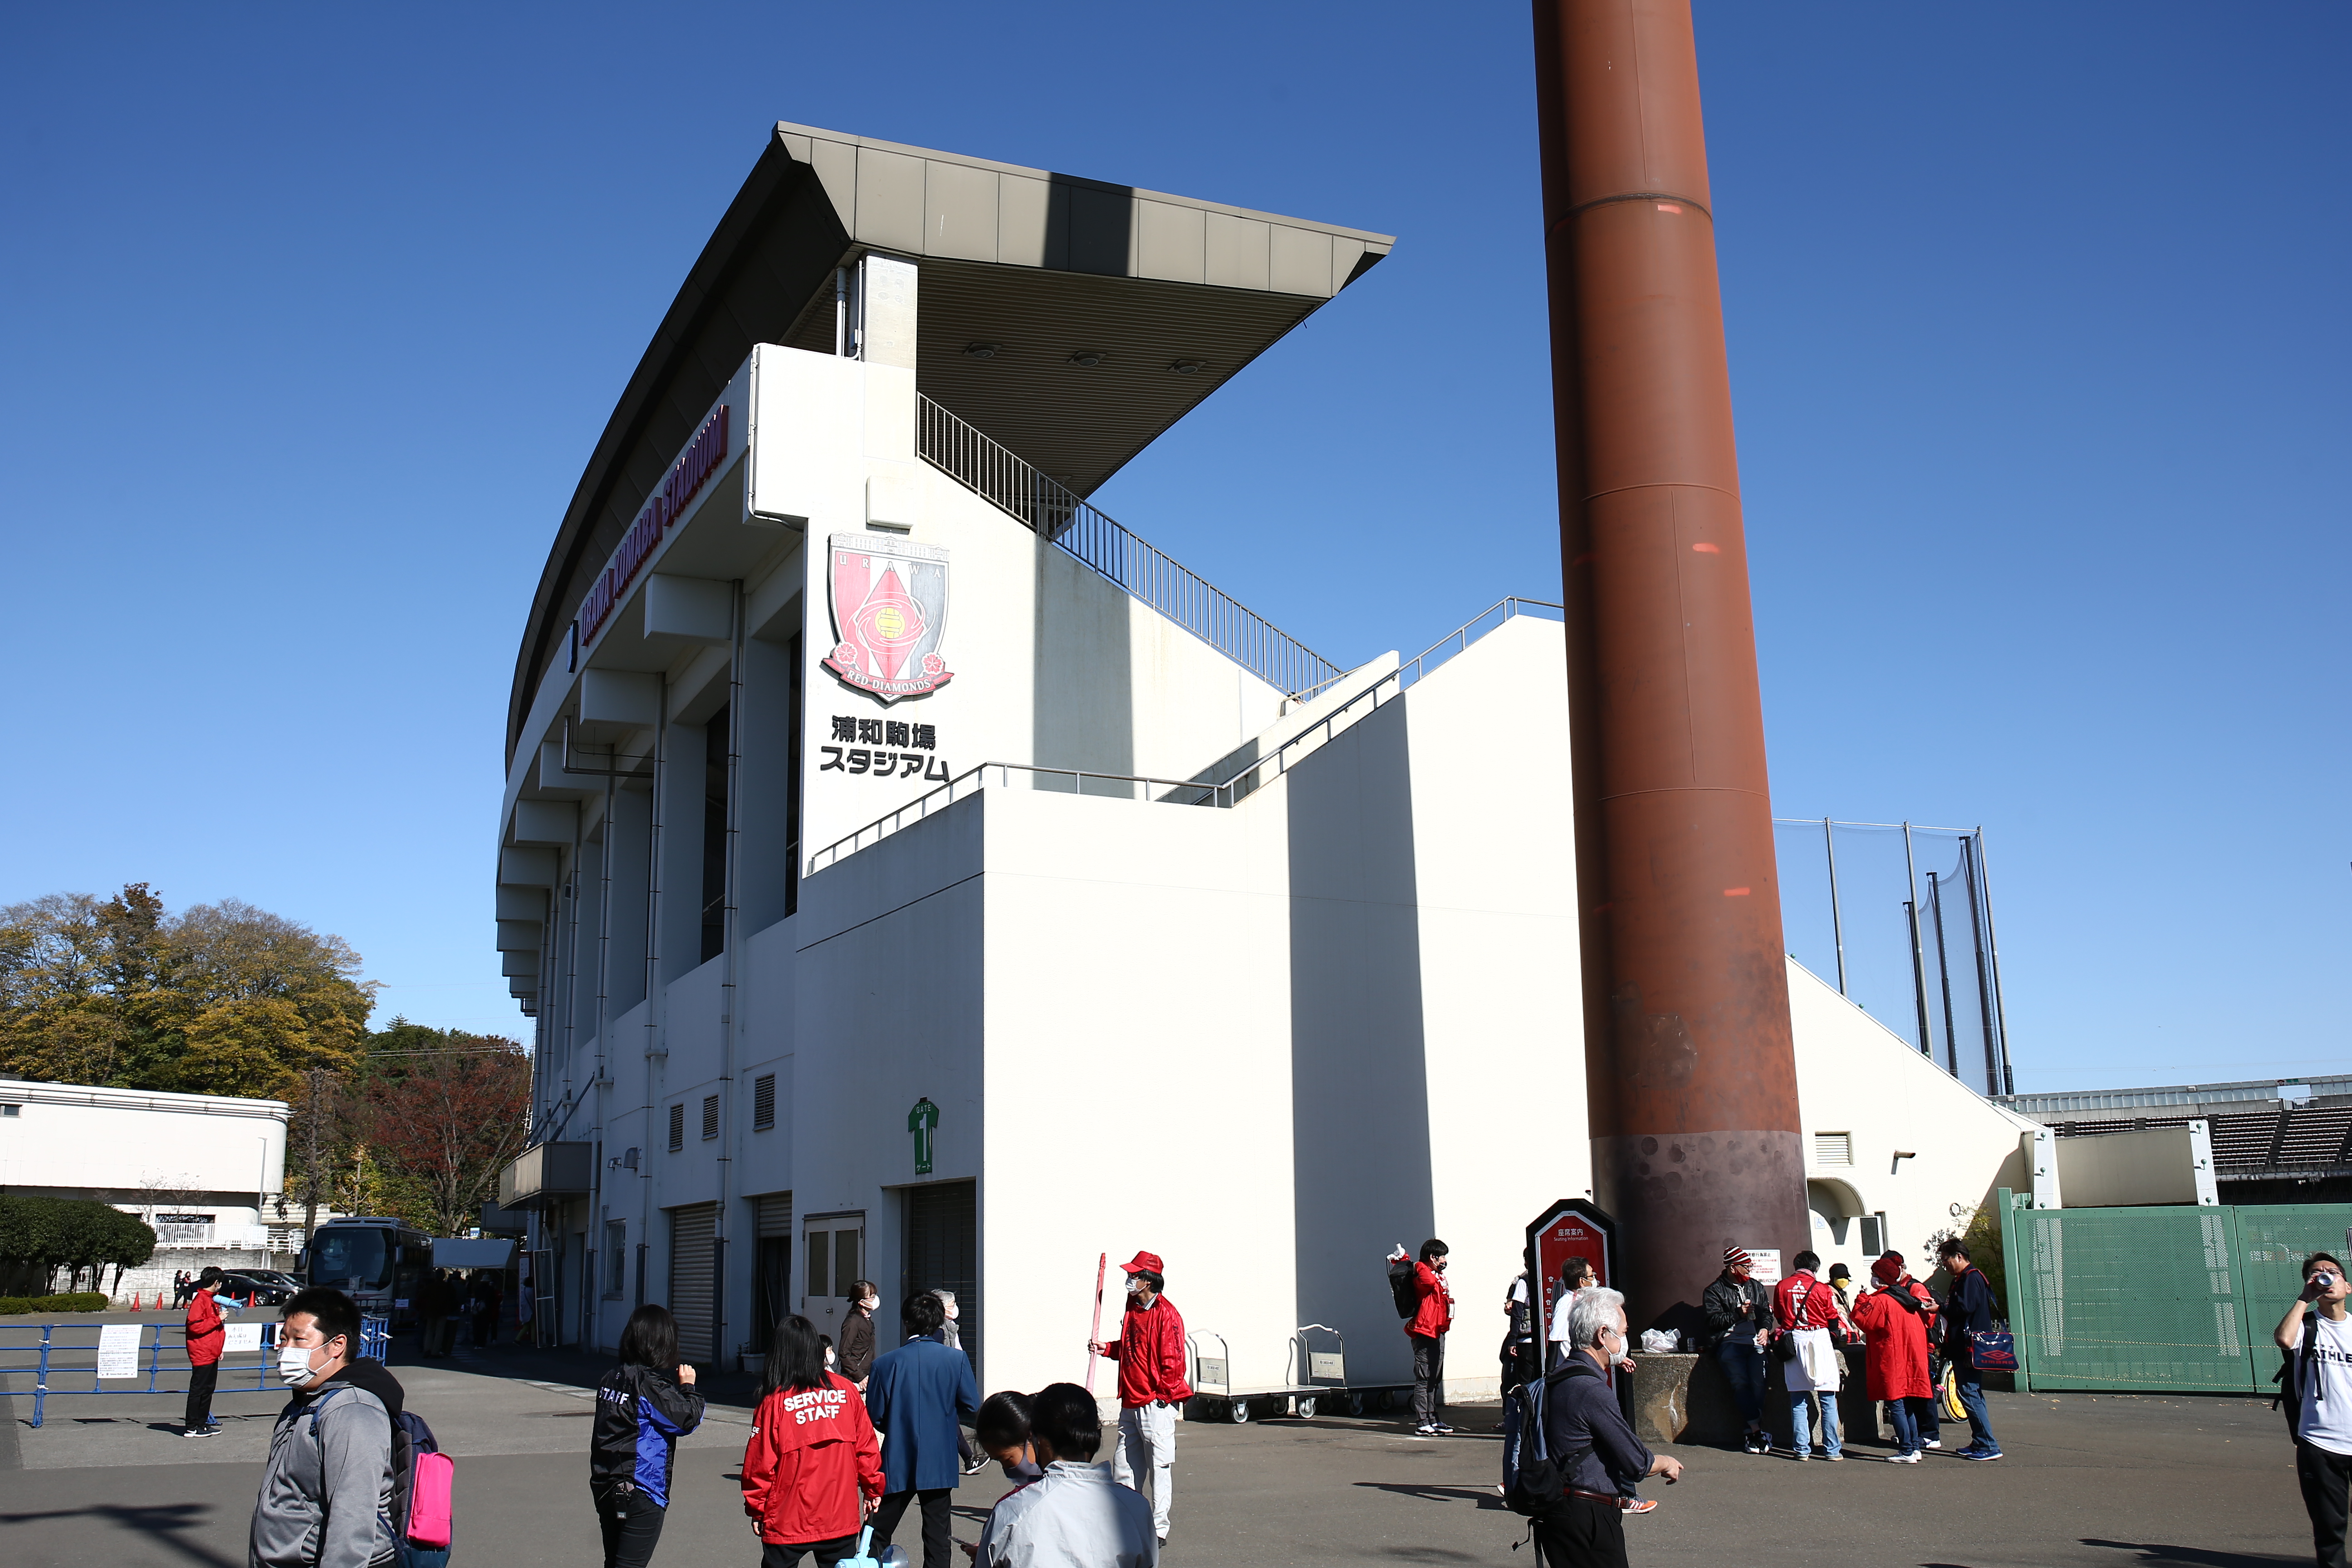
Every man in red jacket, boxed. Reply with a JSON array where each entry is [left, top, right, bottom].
[[1088, 1248, 1189, 1544], [1391, 1240, 1455, 1436], [182, 1266, 235, 1437]]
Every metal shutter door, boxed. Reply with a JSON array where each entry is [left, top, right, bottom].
[[668, 1203, 717, 1364], [904, 1181, 978, 1379], [755, 1193, 793, 1238]]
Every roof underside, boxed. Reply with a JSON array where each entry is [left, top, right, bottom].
[[509, 122, 1392, 760]]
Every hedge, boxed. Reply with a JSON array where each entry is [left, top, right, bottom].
[[0, 1292, 113, 1316], [0, 1194, 157, 1282]]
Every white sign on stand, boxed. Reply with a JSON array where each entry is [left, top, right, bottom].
[[1744, 1249, 1784, 1287], [224, 1322, 263, 1354], [96, 1323, 143, 1379]]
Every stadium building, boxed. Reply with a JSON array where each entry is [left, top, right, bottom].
[[493, 124, 2040, 1400]]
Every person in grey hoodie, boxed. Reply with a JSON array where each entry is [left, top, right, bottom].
[[251, 1287, 395, 1568]]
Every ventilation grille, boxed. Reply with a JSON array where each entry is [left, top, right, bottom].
[[668, 1103, 685, 1151], [702, 1094, 720, 1141], [753, 1074, 776, 1132], [1814, 1132, 1853, 1167]]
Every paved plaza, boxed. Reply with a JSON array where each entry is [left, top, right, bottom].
[[0, 1328, 2304, 1568]]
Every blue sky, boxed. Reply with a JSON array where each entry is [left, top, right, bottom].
[[1, 4, 2342, 1091]]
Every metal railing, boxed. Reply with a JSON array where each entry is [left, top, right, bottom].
[[806, 596, 1565, 874], [916, 396, 1343, 700]]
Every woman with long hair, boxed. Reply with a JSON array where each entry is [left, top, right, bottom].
[[589, 1305, 706, 1568], [742, 1313, 882, 1567]]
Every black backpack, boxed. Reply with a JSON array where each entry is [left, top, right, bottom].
[[1388, 1257, 1419, 1320], [1500, 1361, 1596, 1516], [2276, 1313, 2319, 1440]]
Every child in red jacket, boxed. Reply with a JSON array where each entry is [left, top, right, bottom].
[[182, 1266, 235, 1437], [743, 1315, 883, 1566]]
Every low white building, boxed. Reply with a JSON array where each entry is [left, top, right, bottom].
[[0, 1077, 291, 1298], [492, 123, 2040, 1401]]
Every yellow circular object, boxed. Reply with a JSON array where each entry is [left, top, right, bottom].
[[874, 605, 906, 639]]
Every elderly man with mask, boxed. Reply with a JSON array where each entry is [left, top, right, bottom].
[[1535, 1289, 1685, 1567], [251, 1287, 395, 1568]]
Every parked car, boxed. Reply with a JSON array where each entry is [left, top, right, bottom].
[[219, 1271, 294, 1305]]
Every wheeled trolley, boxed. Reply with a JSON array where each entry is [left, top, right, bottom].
[[1186, 1323, 1362, 1423]]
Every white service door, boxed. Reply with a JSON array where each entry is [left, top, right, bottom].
[[801, 1215, 865, 1344]]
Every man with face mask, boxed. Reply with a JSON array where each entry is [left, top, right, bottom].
[[1087, 1250, 1190, 1545], [251, 1287, 396, 1568]]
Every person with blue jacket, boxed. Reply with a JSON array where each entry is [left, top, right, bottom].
[[864, 1291, 980, 1568], [589, 1305, 706, 1568]]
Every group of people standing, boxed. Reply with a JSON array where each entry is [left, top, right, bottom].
[[416, 1268, 503, 1357], [1701, 1239, 2004, 1464], [587, 1253, 1181, 1568]]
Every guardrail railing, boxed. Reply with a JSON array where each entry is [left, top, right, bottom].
[[806, 596, 1564, 874], [916, 396, 1343, 700]]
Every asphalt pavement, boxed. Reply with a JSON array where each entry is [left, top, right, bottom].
[[0, 1321, 2307, 1567]]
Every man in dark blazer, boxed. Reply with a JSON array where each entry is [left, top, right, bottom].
[[865, 1290, 980, 1568]]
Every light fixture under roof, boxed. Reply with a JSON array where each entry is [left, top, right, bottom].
[[1066, 351, 1105, 368], [963, 342, 999, 359], [1168, 359, 1205, 375]]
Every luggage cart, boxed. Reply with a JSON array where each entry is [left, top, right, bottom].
[[1185, 1324, 1355, 1423]]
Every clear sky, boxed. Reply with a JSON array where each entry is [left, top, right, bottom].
[[2, 4, 2342, 1091]]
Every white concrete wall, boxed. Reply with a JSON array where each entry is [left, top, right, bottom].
[[1787, 959, 2038, 1267], [2055, 1127, 2207, 1208], [0, 1082, 287, 1220]]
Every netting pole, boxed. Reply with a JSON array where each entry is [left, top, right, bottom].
[[1974, 828, 2017, 1096], [1902, 822, 1932, 1055], [1823, 817, 1847, 995]]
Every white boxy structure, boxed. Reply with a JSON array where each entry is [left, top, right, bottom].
[[494, 124, 2040, 1401], [0, 1077, 292, 1297]]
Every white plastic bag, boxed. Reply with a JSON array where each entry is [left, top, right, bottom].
[[1640, 1328, 1679, 1354]]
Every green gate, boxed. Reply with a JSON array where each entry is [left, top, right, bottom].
[[1997, 1191, 2352, 1393]]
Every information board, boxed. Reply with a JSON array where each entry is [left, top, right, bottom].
[[96, 1323, 143, 1379], [224, 1322, 264, 1354]]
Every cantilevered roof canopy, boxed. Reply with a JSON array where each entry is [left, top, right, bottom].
[[510, 121, 1392, 759]]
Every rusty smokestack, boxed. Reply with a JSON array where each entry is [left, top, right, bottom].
[[1531, 0, 1809, 1330]]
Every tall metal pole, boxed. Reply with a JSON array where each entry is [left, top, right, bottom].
[[1974, 828, 2017, 1096], [1823, 817, 1847, 996], [1902, 822, 1932, 1054], [1960, 835, 2000, 1097], [1928, 872, 1958, 1077], [1533, 0, 1808, 1331]]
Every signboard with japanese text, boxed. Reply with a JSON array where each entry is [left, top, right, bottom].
[[1525, 1198, 1617, 1348], [96, 1323, 142, 1379]]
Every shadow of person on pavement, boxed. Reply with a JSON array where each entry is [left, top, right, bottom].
[[2080, 1539, 2307, 1567], [0, 1501, 240, 1568], [1351, 1480, 1509, 1511]]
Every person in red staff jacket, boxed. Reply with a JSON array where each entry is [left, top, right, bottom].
[[182, 1266, 238, 1437], [741, 1313, 882, 1567], [1087, 1249, 1190, 1545], [1388, 1240, 1455, 1436]]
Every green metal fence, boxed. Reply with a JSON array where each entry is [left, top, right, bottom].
[[1997, 1188, 2352, 1393]]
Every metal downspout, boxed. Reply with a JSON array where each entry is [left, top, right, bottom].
[[712, 584, 745, 1367], [589, 764, 613, 1348], [641, 678, 668, 1310]]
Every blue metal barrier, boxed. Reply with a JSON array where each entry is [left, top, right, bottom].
[[361, 1314, 389, 1361], [1, 1319, 280, 1428]]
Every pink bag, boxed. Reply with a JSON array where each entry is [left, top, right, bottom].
[[407, 1450, 455, 1548]]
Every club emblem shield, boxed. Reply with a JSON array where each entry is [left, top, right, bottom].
[[822, 534, 954, 704]]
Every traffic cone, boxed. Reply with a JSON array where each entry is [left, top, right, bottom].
[[130, 1292, 142, 1311]]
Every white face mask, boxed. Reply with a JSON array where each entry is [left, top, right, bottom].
[[279, 1342, 322, 1388]]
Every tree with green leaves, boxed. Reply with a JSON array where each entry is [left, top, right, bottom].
[[0, 884, 374, 1098]]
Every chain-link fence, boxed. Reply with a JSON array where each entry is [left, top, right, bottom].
[[1772, 818, 2014, 1096]]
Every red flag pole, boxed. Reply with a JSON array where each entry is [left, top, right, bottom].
[[1084, 1252, 1107, 1392]]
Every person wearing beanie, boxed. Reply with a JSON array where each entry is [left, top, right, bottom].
[[1700, 1247, 1774, 1455], [1853, 1252, 1937, 1462]]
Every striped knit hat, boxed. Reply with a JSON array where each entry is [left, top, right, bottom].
[[1724, 1246, 1753, 1270]]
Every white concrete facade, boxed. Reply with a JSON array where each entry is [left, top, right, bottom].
[[496, 270, 2040, 1404], [0, 1079, 293, 1296]]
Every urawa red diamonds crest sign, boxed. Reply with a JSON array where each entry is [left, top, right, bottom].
[[822, 533, 955, 704]]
